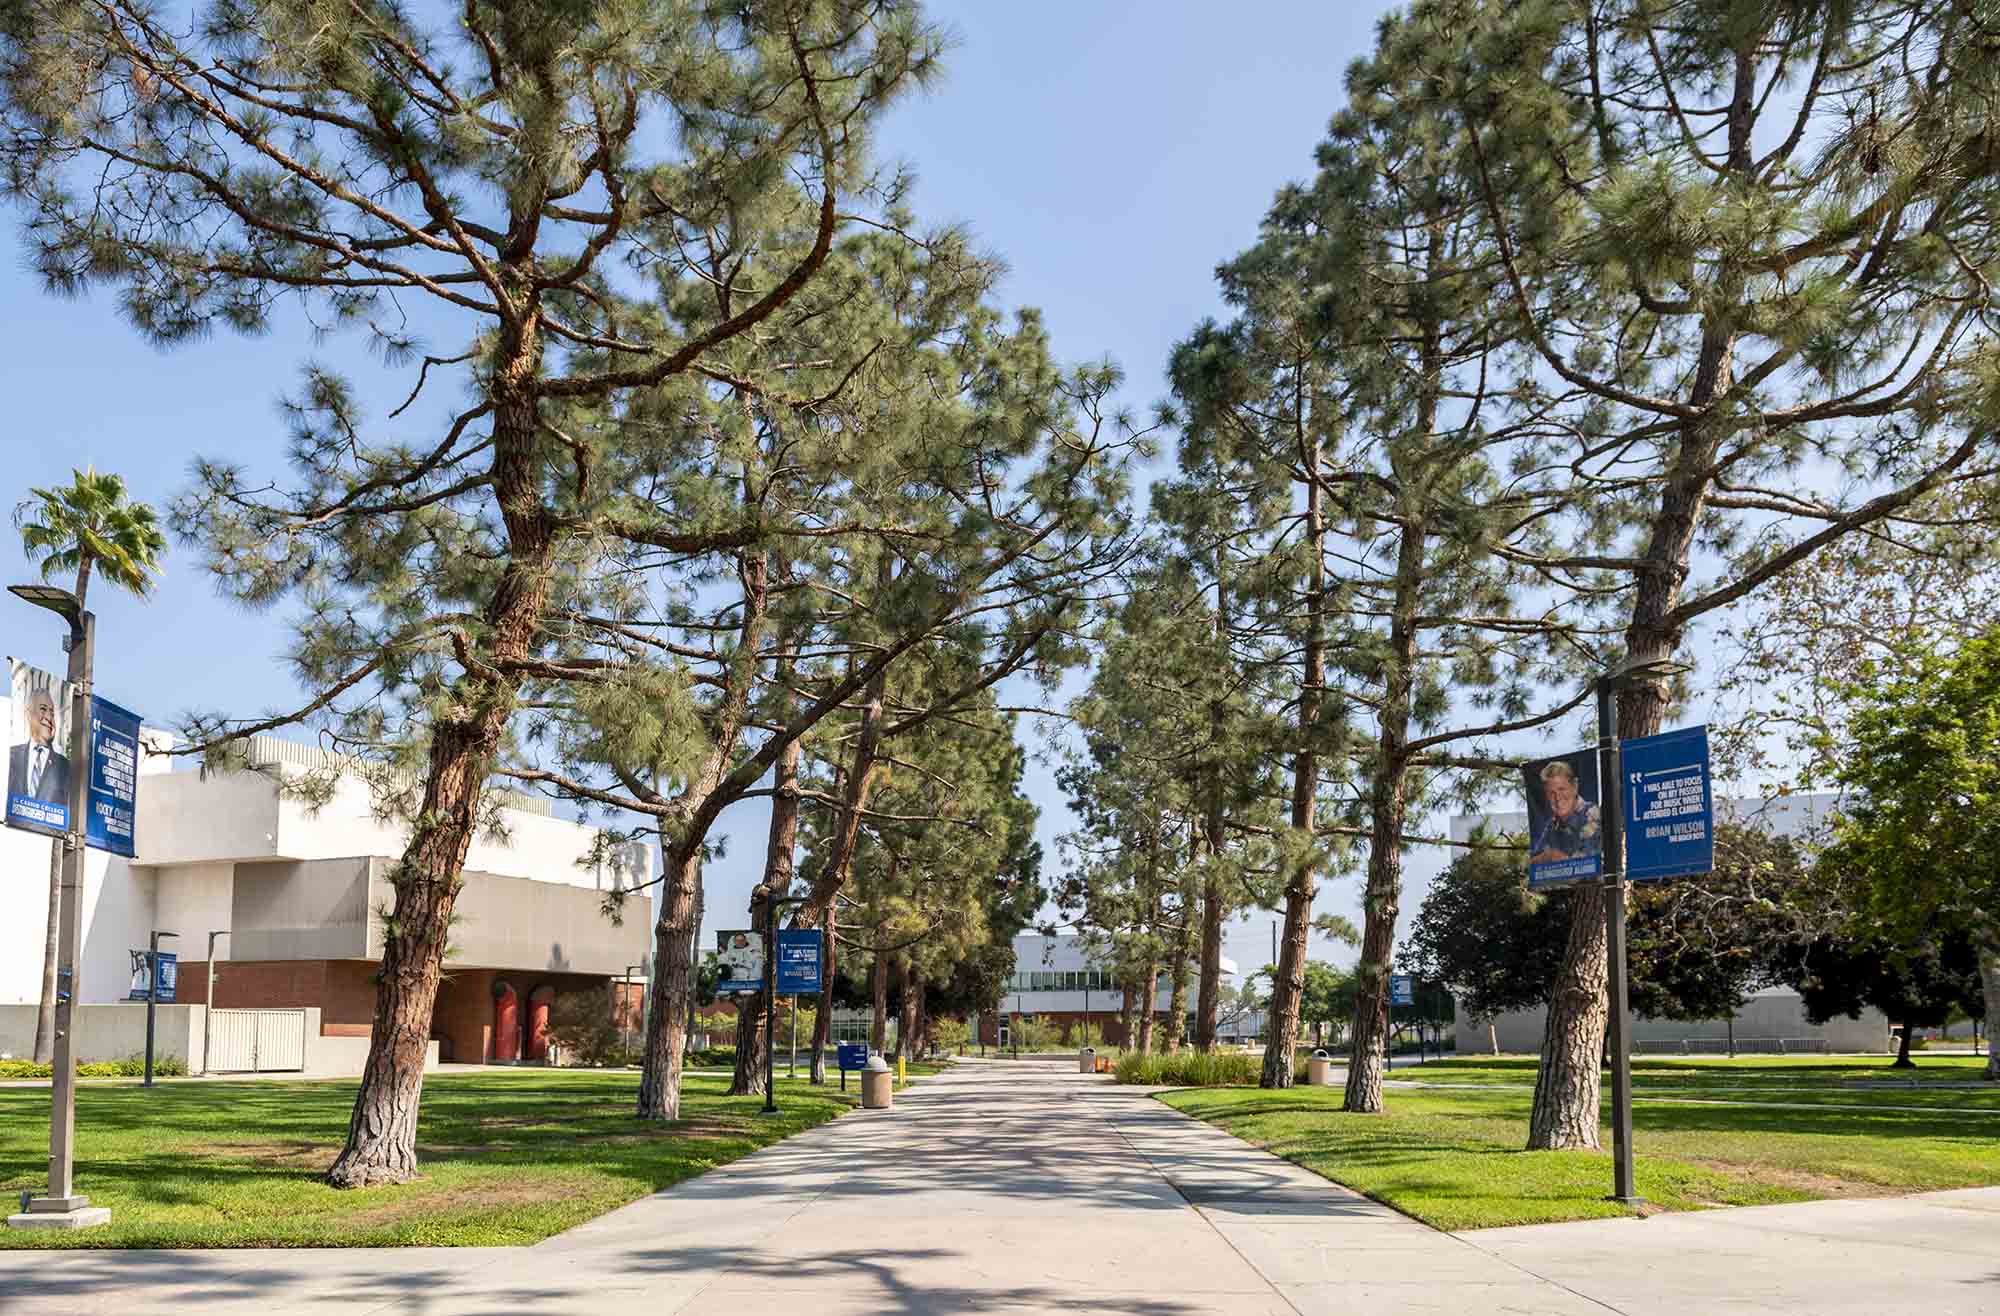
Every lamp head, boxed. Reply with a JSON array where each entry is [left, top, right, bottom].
[[8, 584, 81, 630]]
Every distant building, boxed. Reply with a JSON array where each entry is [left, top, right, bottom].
[[976, 932, 1243, 1048], [1447, 793, 1891, 1054], [0, 727, 653, 1072]]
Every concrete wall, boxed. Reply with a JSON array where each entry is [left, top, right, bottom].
[[229, 857, 376, 961], [0, 834, 159, 1008], [419, 868, 654, 976], [0, 1002, 204, 1066], [1455, 991, 1892, 1054]]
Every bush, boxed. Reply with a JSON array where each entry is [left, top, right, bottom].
[[546, 991, 623, 1067], [0, 1052, 188, 1079], [687, 1046, 736, 1068], [1114, 1051, 1261, 1087]]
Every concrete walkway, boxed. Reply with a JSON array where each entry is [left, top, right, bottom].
[[3, 1060, 1997, 1314]]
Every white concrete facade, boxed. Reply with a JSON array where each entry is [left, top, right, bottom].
[[998, 932, 1239, 1018], [0, 714, 654, 1009]]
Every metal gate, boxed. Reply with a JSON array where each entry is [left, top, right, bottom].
[[207, 1009, 307, 1072]]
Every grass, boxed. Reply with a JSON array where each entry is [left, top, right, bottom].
[[1160, 1056, 2000, 1232], [0, 1068, 868, 1249]]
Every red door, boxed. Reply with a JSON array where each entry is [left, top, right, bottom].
[[525, 985, 555, 1062], [492, 981, 520, 1063]]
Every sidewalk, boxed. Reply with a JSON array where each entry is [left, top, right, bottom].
[[2, 1059, 1996, 1314]]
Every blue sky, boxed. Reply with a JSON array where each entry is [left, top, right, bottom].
[[0, 3, 1415, 979]]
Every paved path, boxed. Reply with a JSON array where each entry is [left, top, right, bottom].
[[3, 1060, 1997, 1314]]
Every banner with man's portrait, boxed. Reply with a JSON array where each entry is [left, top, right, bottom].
[[7, 657, 73, 836], [1522, 747, 1603, 889]]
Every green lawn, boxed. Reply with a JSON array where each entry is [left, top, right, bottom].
[[0, 1069, 864, 1248], [1162, 1058, 2000, 1232]]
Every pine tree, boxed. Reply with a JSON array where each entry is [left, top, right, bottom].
[[2, 0, 944, 1183], [1410, 0, 2000, 1148]]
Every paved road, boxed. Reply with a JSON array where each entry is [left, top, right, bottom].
[[3, 1060, 1995, 1314]]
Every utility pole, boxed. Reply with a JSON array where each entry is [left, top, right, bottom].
[[6, 586, 106, 1230]]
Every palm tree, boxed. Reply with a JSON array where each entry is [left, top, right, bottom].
[[15, 468, 165, 1062]]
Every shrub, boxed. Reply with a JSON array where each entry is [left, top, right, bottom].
[[0, 1053, 188, 1079], [1114, 1051, 1260, 1087], [546, 991, 623, 1066]]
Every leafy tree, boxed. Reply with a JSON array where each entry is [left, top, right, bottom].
[[2, 0, 945, 1184], [1298, 961, 1357, 1050], [1420, 0, 2000, 1152], [1820, 628, 2000, 1078], [1775, 927, 1986, 1068], [1401, 842, 1569, 1028], [13, 467, 166, 1063]]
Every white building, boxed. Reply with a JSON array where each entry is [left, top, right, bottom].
[[2, 718, 653, 1073], [982, 932, 1244, 1047]]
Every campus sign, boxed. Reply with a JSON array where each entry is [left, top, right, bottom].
[[6, 657, 143, 855], [1521, 745, 1603, 889], [775, 927, 823, 995], [1621, 725, 1714, 881], [1389, 973, 1415, 1007], [716, 929, 763, 994]]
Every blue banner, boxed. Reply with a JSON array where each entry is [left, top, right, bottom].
[[1389, 973, 1415, 1007], [1622, 725, 1714, 882], [87, 696, 142, 858], [776, 928, 823, 995], [837, 1041, 869, 1071], [1523, 746, 1604, 888], [127, 949, 177, 1002]]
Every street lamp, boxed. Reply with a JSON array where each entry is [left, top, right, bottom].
[[4, 584, 106, 1230], [202, 931, 231, 1076], [143, 931, 179, 1087], [1596, 655, 1691, 1208]]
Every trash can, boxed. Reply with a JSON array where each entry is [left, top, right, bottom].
[[1307, 1048, 1332, 1086], [1077, 1046, 1096, 1074], [862, 1055, 894, 1110]]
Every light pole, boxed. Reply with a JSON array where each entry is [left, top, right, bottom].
[[202, 931, 229, 1076], [752, 884, 810, 1116], [1596, 655, 1689, 1208], [143, 930, 178, 1087], [621, 962, 643, 1056], [5, 583, 105, 1230]]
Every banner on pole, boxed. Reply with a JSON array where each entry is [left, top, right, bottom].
[[87, 696, 142, 858], [6, 657, 72, 837], [716, 929, 763, 994], [1522, 746, 1603, 889], [1389, 973, 1415, 1007], [127, 949, 177, 1002], [775, 928, 823, 995], [1622, 725, 1715, 882]]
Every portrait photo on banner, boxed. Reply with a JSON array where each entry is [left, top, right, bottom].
[[7, 656, 73, 833], [1521, 746, 1603, 888]]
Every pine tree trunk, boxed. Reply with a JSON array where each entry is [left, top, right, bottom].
[[1342, 486, 1423, 1115], [1262, 391, 1325, 1090], [729, 989, 769, 1096], [327, 383, 550, 1187], [730, 726, 800, 1096], [894, 954, 918, 1061], [1118, 981, 1134, 1051], [1196, 870, 1224, 1053], [1137, 963, 1159, 1053], [870, 950, 889, 1053], [32, 839, 59, 1064], [1166, 920, 1192, 1054], [1527, 886, 1610, 1147], [638, 843, 701, 1121]]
